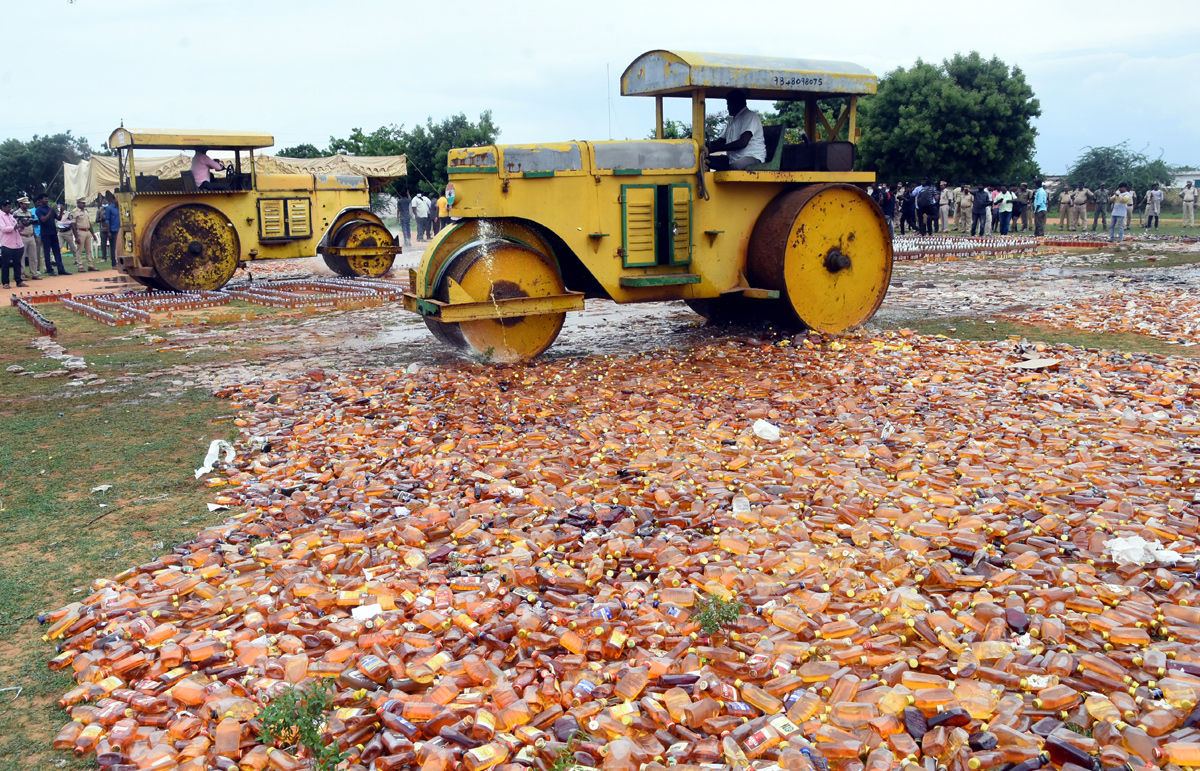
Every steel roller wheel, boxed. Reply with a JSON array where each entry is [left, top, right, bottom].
[[438, 239, 566, 362], [418, 219, 554, 296], [423, 317, 468, 350], [323, 219, 396, 278], [142, 203, 240, 291], [747, 184, 892, 333]]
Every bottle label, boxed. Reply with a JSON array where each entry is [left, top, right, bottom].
[[745, 729, 773, 750], [726, 701, 753, 712], [469, 745, 498, 762], [770, 715, 801, 736], [477, 710, 496, 730], [608, 702, 637, 719], [592, 606, 614, 621], [609, 628, 628, 648]]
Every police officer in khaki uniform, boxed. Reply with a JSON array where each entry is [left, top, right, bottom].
[[14, 196, 40, 279], [1183, 181, 1197, 229], [71, 198, 98, 271], [1058, 187, 1072, 230], [1072, 184, 1090, 232], [955, 184, 973, 232], [1090, 184, 1109, 231], [1015, 183, 1032, 231]]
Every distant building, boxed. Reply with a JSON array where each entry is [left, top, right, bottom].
[[1172, 170, 1200, 189], [1044, 174, 1067, 194]]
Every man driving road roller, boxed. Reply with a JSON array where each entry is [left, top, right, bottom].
[[191, 147, 228, 191], [706, 89, 765, 171]]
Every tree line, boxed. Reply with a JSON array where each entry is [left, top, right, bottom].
[[0, 132, 97, 203], [279, 112, 500, 199]]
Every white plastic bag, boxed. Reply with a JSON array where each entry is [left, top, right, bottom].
[[1103, 535, 1186, 566], [752, 419, 781, 441], [194, 440, 236, 479]]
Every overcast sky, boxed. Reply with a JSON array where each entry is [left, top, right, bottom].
[[3, 0, 1197, 176]]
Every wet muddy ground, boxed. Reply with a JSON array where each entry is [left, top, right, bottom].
[[10, 238, 1200, 401]]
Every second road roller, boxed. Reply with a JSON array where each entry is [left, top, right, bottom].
[[402, 49, 893, 362], [104, 127, 404, 292]]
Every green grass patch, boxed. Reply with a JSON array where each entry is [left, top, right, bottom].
[[1075, 252, 1200, 271], [890, 317, 1193, 357], [0, 305, 241, 770]]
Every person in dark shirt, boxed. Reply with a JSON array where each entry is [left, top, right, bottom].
[[971, 185, 991, 237], [874, 184, 895, 239], [899, 185, 917, 235], [103, 193, 121, 265], [35, 194, 68, 275]]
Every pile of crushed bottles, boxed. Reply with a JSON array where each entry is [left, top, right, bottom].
[[1001, 287, 1200, 346], [893, 237, 1040, 262], [11, 295, 59, 337], [41, 331, 1200, 771]]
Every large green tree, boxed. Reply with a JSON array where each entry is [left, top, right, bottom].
[[856, 52, 1041, 183], [646, 114, 727, 141], [276, 143, 324, 159], [1066, 143, 1177, 193], [0, 132, 93, 203], [327, 111, 499, 197]]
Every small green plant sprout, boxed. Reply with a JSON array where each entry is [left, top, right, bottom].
[[694, 594, 745, 638], [257, 679, 346, 771]]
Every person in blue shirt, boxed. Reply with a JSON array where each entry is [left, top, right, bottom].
[[35, 194, 68, 275], [1033, 181, 1048, 237], [103, 193, 121, 266]]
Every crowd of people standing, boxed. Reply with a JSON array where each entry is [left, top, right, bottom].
[[0, 193, 121, 289], [869, 179, 1193, 243], [393, 190, 450, 247]]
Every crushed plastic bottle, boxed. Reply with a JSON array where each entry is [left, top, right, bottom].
[[37, 331, 1200, 771]]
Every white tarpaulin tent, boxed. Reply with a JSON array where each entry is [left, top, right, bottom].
[[64, 153, 407, 202]]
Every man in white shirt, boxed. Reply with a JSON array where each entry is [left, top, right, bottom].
[[1183, 181, 1197, 229], [706, 90, 765, 171], [411, 193, 432, 241], [1109, 182, 1133, 243]]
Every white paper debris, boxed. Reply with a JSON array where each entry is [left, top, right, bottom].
[[351, 603, 383, 621], [206, 503, 230, 512], [1007, 358, 1061, 370], [1103, 535, 1188, 566], [91, 484, 112, 492], [194, 440, 236, 479], [752, 419, 781, 441]]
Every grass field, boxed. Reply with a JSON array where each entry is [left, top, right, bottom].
[[0, 305, 243, 770]]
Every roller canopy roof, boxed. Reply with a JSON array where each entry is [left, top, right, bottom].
[[621, 50, 877, 99], [107, 128, 275, 150]]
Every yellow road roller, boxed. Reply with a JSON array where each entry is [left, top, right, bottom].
[[402, 50, 892, 361], [106, 127, 404, 291]]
